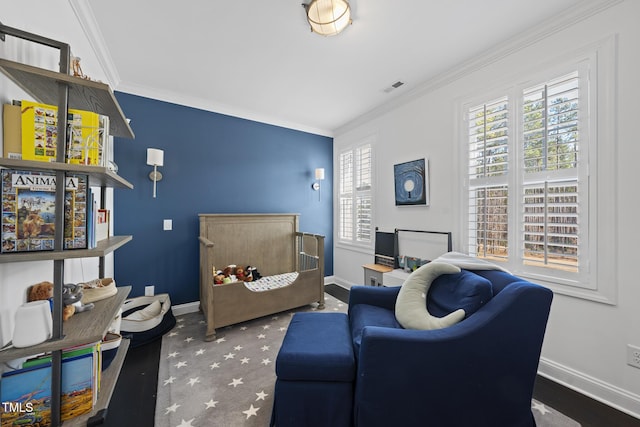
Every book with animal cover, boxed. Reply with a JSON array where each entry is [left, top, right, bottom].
[[19, 100, 102, 165], [0, 353, 96, 426], [0, 170, 88, 253]]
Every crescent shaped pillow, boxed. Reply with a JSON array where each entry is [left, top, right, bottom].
[[395, 262, 466, 330]]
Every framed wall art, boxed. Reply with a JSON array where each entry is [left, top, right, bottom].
[[394, 158, 429, 206]]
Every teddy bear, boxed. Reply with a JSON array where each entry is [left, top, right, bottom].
[[27, 281, 93, 321], [235, 267, 246, 281], [222, 265, 235, 279], [213, 274, 225, 285]]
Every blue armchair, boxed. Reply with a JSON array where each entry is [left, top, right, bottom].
[[348, 269, 553, 427]]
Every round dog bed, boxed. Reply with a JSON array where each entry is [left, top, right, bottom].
[[120, 293, 176, 348]]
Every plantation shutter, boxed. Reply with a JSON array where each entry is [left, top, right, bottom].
[[339, 150, 353, 241], [355, 145, 372, 243], [339, 143, 372, 245], [467, 97, 509, 259], [522, 72, 580, 272]]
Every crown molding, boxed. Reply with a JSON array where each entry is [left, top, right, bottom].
[[68, 0, 121, 88], [334, 0, 624, 136], [116, 80, 334, 138]]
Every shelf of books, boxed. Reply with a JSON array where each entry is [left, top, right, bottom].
[[0, 158, 133, 189], [0, 235, 132, 263], [0, 287, 131, 426], [1, 23, 136, 426], [0, 58, 134, 139], [0, 162, 133, 262]]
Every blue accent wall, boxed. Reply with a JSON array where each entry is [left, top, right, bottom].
[[112, 93, 333, 305]]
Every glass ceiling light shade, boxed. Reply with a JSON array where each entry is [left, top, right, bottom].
[[305, 0, 352, 37]]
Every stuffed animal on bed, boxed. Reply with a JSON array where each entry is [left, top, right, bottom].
[[247, 266, 261, 281], [222, 264, 236, 282], [236, 267, 247, 281]]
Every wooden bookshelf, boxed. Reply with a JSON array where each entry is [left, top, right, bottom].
[[0, 158, 133, 189], [0, 58, 134, 139], [0, 287, 131, 363], [0, 23, 135, 426], [0, 235, 132, 263]]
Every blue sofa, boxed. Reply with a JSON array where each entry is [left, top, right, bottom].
[[272, 267, 553, 427], [348, 268, 553, 427]]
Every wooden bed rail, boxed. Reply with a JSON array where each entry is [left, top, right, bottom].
[[199, 236, 214, 248], [295, 232, 325, 276]]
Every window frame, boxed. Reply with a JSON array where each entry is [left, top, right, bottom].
[[337, 139, 374, 249], [457, 36, 617, 304]]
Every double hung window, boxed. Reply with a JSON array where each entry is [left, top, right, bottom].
[[462, 38, 616, 304]]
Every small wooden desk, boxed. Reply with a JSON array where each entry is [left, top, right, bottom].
[[362, 263, 393, 286]]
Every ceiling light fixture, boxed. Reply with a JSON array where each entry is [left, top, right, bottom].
[[303, 0, 352, 37]]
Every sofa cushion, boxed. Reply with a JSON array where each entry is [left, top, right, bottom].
[[427, 269, 493, 318], [395, 262, 466, 330], [350, 304, 401, 356]]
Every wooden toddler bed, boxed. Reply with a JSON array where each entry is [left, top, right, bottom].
[[198, 213, 325, 341]]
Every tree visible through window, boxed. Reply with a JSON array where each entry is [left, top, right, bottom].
[[466, 71, 583, 275]]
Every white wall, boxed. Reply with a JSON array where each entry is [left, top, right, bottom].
[[0, 1, 114, 347], [334, 0, 640, 418]]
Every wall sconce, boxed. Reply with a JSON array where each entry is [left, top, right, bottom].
[[312, 168, 325, 201], [146, 148, 164, 198]]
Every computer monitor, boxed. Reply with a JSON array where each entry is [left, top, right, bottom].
[[375, 231, 396, 267]]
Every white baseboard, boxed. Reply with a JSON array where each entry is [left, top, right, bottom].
[[329, 276, 355, 289], [171, 301, 200, 316], [538, 357, 640, 419]]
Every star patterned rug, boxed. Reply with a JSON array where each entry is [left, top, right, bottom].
[[155, 291, 580, 427]]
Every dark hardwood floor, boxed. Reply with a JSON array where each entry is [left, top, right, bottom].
[[103, 338, 161, 427], [102, 284, 640, 427], [533, 375, 640, 427]]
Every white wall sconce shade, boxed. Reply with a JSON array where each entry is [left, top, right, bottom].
[[147, 148, 164, 198], [304, 0, 352, 37], [312, 168, 325, 200]]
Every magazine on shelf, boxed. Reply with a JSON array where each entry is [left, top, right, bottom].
[[0, 170, 88, 253], [19, 100, 104, 165]]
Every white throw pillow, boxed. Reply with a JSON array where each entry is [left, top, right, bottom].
[[124, 299, 162, 321], [395, 262, 466, 330]]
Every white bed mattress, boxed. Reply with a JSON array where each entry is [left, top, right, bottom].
[[243, 272, 299, 292]]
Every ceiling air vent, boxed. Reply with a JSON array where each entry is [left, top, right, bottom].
[[383, 80, 405, 93]]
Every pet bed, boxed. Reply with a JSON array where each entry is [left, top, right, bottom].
[[198, 213, 325, 341], [120, 293, 177, 348]]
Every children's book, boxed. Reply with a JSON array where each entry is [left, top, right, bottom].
[[1, 170, 88, 252], [0, 353, 95, 426], [20, 100, 101, 165]]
